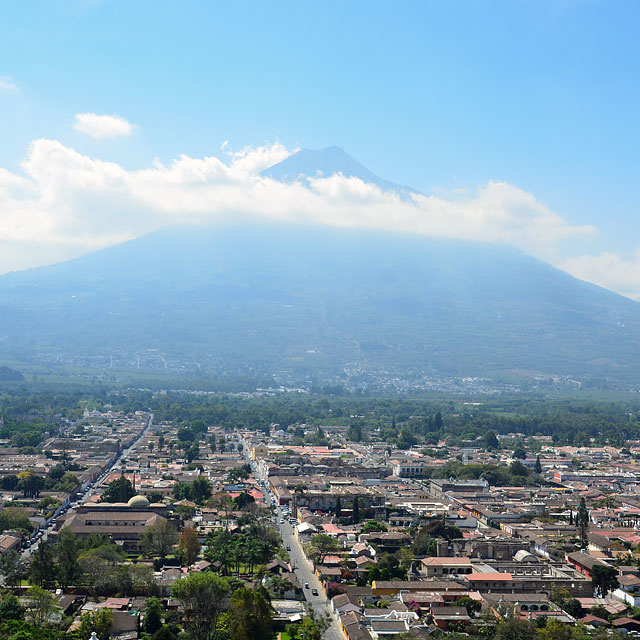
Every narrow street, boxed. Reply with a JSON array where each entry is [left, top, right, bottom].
[[278, 514, 345, 640], [21, 413, 154, 562]]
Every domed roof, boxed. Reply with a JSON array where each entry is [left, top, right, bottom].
[[127, 494, 150, 508]]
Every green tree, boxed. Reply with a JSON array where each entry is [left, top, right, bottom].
[[512, 446, 527, 460], [485, 431, 499, 450], [143, 596, 164, 635], [102, 474, 135, 503], [141, 519, 178, 559], [494, 618, 537, 640], [0, 507, 33, 534], [178, 427, 195, 443], [24, 586, 57, 628], [297, 605, 331, 640], [54, 528, 80, 589], [577, 497, 589, 549], [537, 618, 574, 640], [535, 455, 543, 474], [178, 527, 201, 566], [0, 594, 25, 622], [362, 520, 387, 533], [29, 542, 56, 589], [509, 460, 528, 476], [186, 443, 200, 463], [153, 627, 178, 640], [17, 471, 44, 499], [77, 608, 113, 640], [171, 572, 230, 640], [0, 550, 25, 589], [592, 563, 618, 596], [352, 497, 360, 524], [228, 586, 272, 640], [309, 534, 338, 565], [192, 476, 212, 504], [454, 597, 482, 617]]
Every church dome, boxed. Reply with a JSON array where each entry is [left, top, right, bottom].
[[127, 494, 150, 508]]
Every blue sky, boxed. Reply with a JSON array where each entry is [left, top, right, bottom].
[[1, 1, 639, 296]]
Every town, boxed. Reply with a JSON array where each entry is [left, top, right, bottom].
[[0, 392, 637, 640]]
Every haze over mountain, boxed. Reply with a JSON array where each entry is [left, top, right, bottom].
[[0, 148, 638, 388]]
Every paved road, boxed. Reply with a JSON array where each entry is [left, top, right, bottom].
[[277, 514, 345, 640]]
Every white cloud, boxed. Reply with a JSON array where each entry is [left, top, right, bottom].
[[561, 250, 640, 301], [0, 139, 597, 279], [0, 76, 17, 91], [73, 113, 134, 140]]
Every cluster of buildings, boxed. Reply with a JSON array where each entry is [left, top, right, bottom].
[[7, 408, 640, 638]]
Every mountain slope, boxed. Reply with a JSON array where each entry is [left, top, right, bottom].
[[0, 223, 639, 384]]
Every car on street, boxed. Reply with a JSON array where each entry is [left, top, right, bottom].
[[304, 583, 309, 589], [311, 588, 319, 596]]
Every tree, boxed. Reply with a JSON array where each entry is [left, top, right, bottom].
[[0, 594, 25, 622], [17, 471, 44, 499], [309, 534, 338, 565], [346, 423, 362, 442], [153, 627, 178, 640], [171, 572, 230, 640], [334, 497, 342, 518], [562, 598, 583, 618], [577, 497, 589, 548], [455, 597, 481, 617], [78, 544, 124, 596], [178, 527, 201, 566], [509, 460, 528, 476], [143, 596, 164, 634], [186, 443, 199, 463], [228, 586, 272, 640], [485, 431, 499, 450], [54, 528, 80, 589], [592, 563, 618, 596], [177, 427, 195, 443], [0, 507, 33, 534], [102, 474, 135, 503], [0, 550, 25, 589], [191, 419, 207, 435], [362, 520, 387, 533], [233, 492, 255, 510], [513, 446, 527, 460], [352, 497, 360, 524], [537, 618, 575, 640], [1, 475, 18, 491], [24, 586, 57, 628], [494, 618, 537, 640], [297, 605, 331, 640], [227, 465, 251, 483], [141, 519, 178, 559], [192, 476, 212, 504], [77, 608, 113, 640], [29, 542, 56, 589], [535, 455, 543, 474]]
